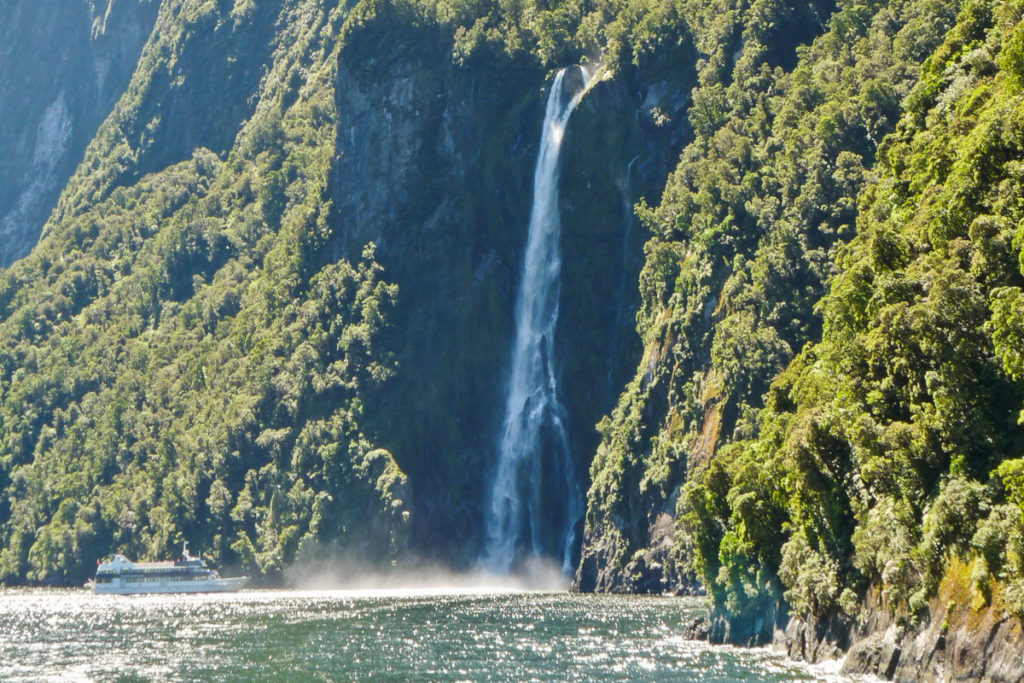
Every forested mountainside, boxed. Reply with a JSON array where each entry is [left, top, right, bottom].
[[576, 0, 970, 599], [0, 1, 414, 583], [0, 0, 160, 267], [576, 0, 1024, 673], [2, 0, 1024, 676], [0, 0, 692, 584]]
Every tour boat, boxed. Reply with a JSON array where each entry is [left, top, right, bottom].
[[90, 542, 248, 594]]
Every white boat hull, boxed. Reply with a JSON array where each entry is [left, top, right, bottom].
[[93, 544, 247, 594], [93, 576, 249, 594]]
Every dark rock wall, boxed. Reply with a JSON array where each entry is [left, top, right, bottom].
[[779, 584, 1024, 683], [0, 0, 160, 266], [330, 19, 692, 562]]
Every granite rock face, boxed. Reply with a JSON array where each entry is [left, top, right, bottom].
[[0, 0, 159, 266], [329, 22, 691, 557], [777, 585, 1024, 683]]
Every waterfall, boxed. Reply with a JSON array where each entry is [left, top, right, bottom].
[[483, 66, 593, 575]]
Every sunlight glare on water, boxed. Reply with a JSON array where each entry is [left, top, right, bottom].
[[0, 589, 870, 682]]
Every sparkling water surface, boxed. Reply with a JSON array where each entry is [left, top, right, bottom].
[[0, 589, 863, 681]]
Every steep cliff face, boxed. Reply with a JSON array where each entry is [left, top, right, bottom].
[[784, 576, 1024, 683], [327, 21, 542, 554], [0, 0, 696, 581], [573, 0, 1024, 678], [575, 0, 864, 595], [0, 0, 160, 266], [327, 5, 693, 561]]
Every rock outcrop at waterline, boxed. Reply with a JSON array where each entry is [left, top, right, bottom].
[[781, 581, 1024, 683]]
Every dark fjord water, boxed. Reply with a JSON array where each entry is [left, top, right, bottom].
[[0, 589, 866, 681]]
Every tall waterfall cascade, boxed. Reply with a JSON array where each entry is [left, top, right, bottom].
[[483, 65, 594, 576]]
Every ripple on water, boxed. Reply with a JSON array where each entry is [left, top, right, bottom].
[[0, 589, 875, 682]]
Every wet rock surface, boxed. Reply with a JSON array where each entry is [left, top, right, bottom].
[[777, 585, 1024, 682]]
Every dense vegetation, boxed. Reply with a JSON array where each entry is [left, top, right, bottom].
[[577, 0, 959, 594], [0, 0, 694, 583], [579, 0, 1024, 650], [690, 0, 1024, 636], [2, 0, 1023, 665], [0, 0, 410, 583]]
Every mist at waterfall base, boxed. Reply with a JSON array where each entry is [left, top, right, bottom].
[[482, 65, 594, 577], [283, 551, 570, 593]]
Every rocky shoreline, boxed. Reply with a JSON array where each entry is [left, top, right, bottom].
[[783, 582, 1024, 682], [782, 611, 1023, 681], [679, 578, 1024, 681]]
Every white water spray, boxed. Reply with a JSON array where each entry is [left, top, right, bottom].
[[483, 66, 594, 575]]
